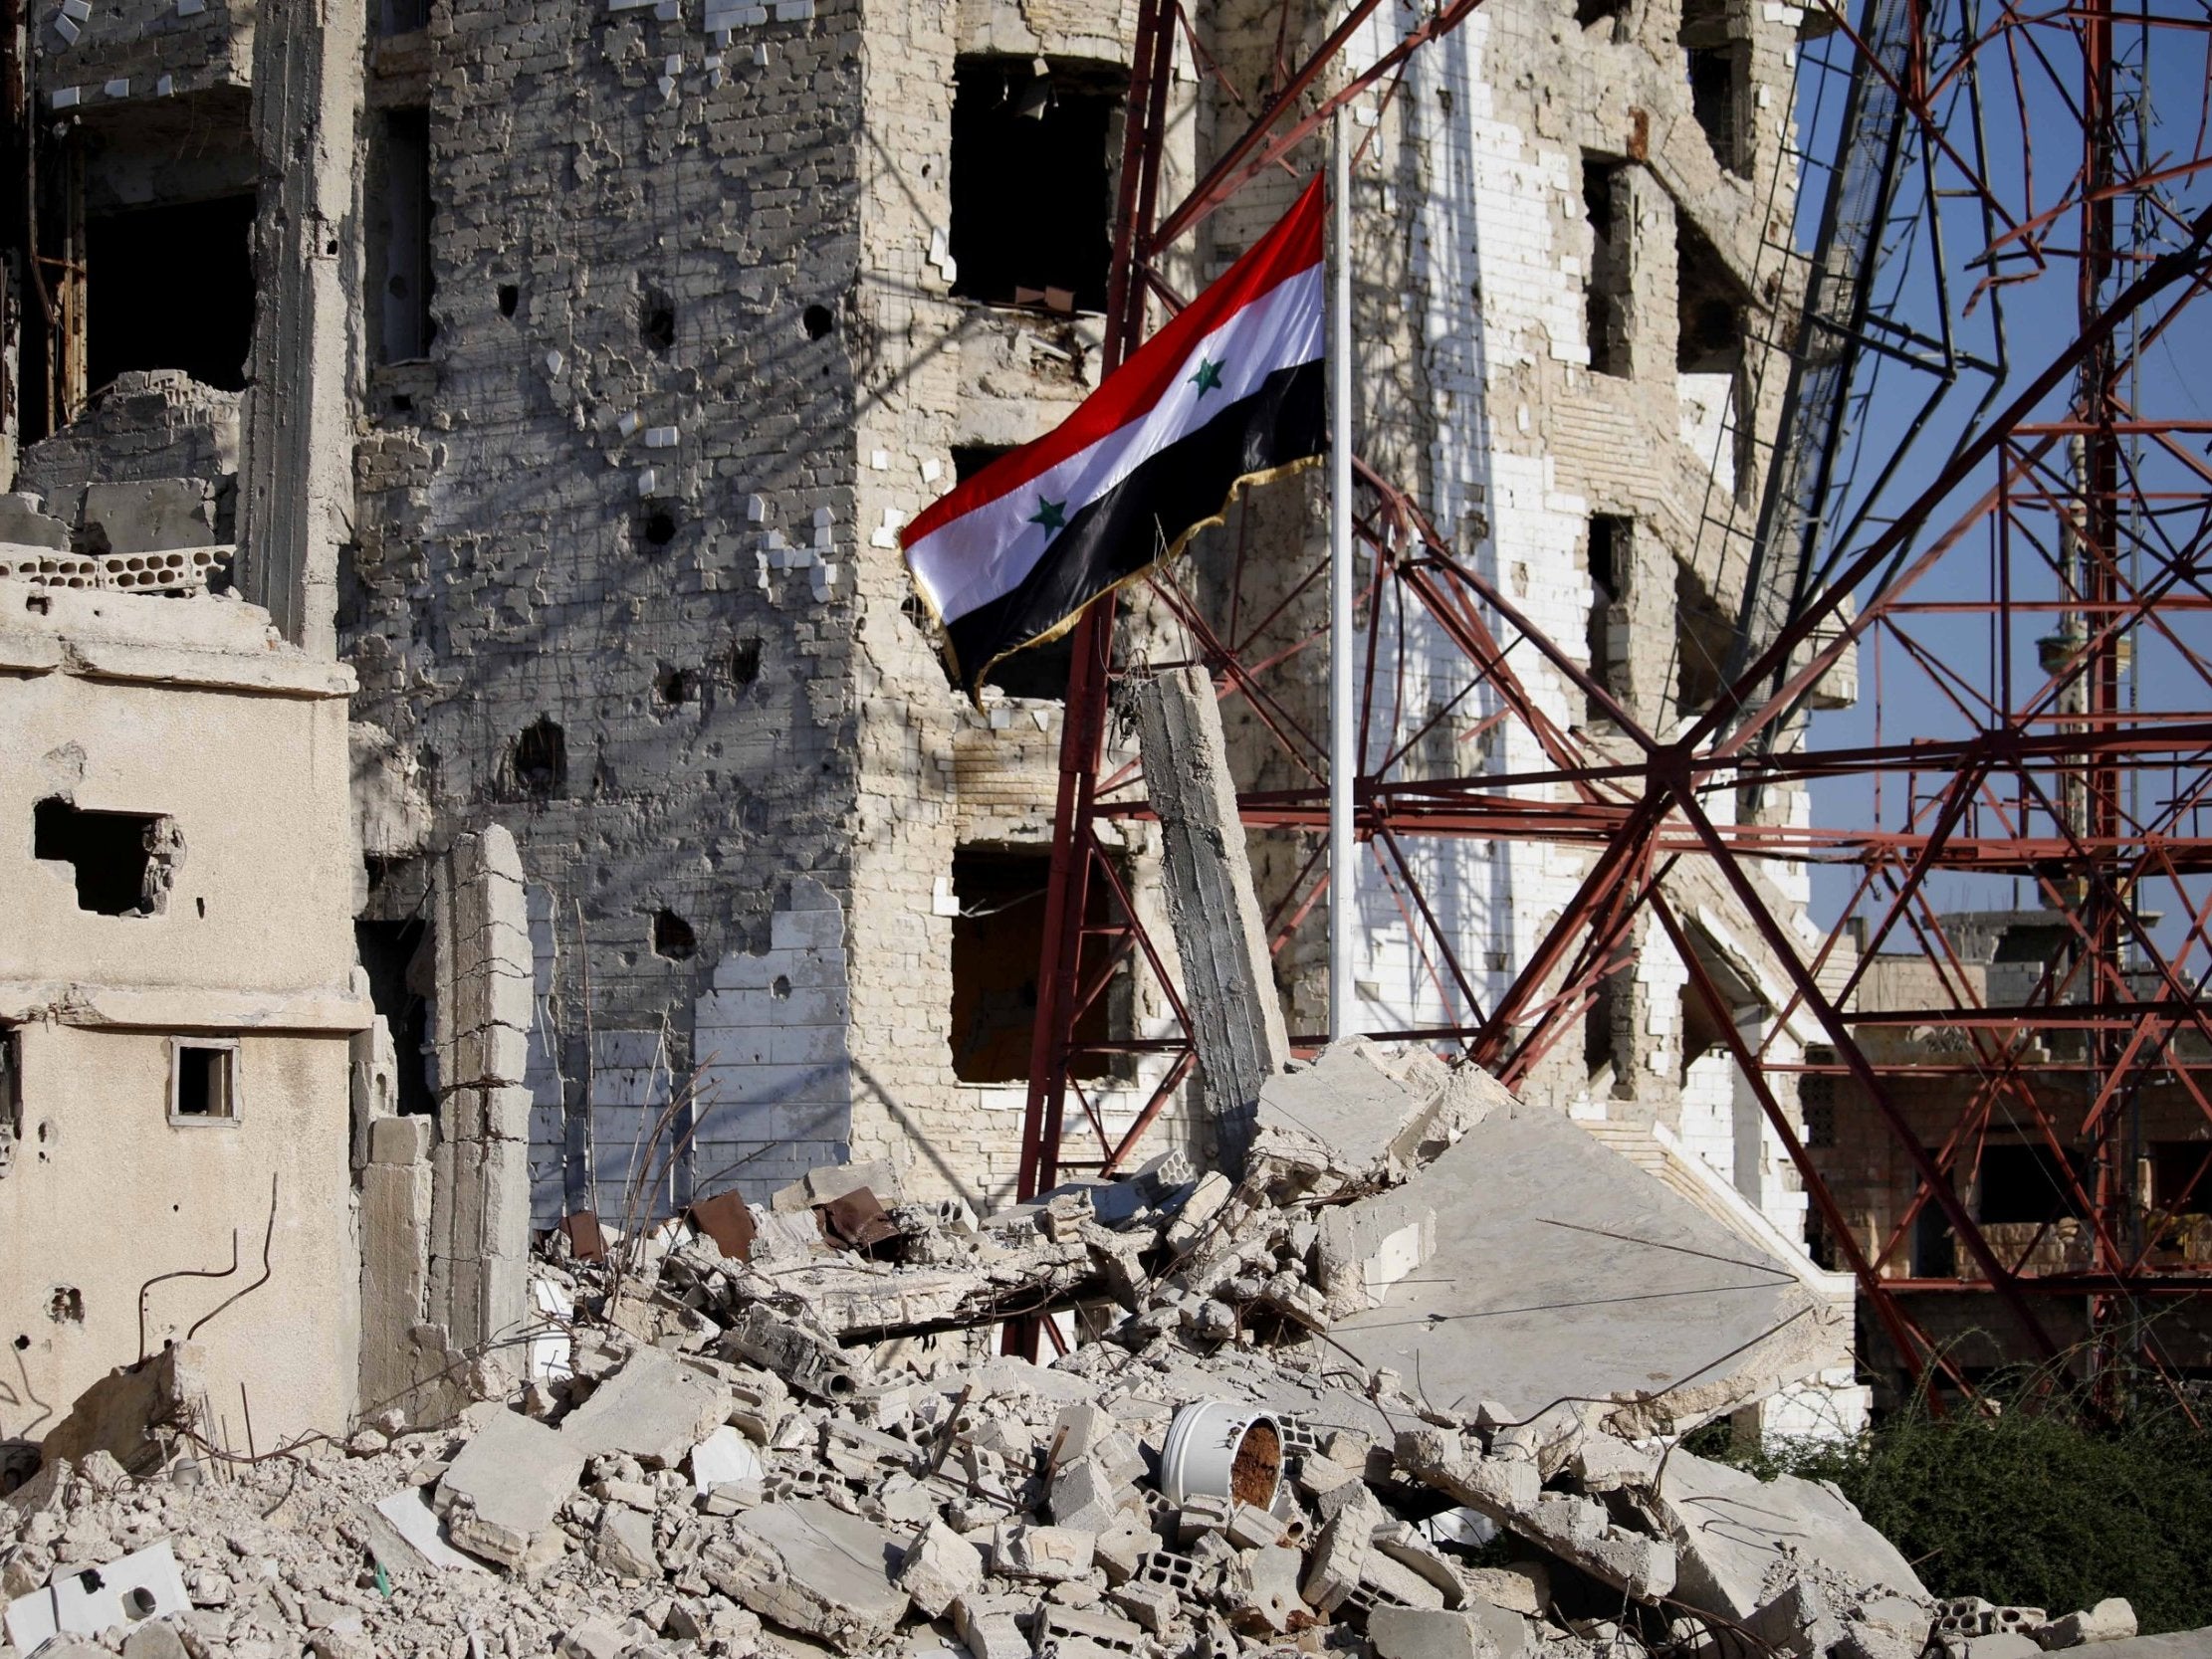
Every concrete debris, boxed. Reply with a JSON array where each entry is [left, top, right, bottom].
[[0, 1104, 2184, 1659]]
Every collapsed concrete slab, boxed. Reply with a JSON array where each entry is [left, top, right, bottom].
[[1654, 1448, 1928, 1621], [558, 1346, 731, 1467], [433, 1408, 585, 1568], [704, 1497, 908, 1652], [1329, 1096, 1845, 1432]]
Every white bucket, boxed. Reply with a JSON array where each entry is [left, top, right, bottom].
[[1159, 1400, 1283, 1510]]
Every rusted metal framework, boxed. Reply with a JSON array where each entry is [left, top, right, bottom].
[[1016, 0, 2212, 1393]]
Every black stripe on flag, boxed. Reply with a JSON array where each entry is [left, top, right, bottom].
[[945, 358, 1326, 690]]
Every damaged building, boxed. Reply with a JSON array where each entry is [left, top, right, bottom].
[[0, 0, 1884, 1449]]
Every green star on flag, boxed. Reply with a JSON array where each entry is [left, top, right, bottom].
[[1028, 497, 1067, 532], [1189, 355, 1225, 395]]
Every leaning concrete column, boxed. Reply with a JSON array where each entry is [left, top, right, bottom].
[[236, 0, 366, 654], [1132, 666, 1290, 1174]]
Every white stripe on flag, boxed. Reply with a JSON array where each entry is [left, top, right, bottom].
[[908, 263, 1325, 627]]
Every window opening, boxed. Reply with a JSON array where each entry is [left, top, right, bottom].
[[378, 0, 429, 33], [374, 108, 435, 365], [34, 797, 179, 916], [652, 909, 697, 960], [1586, 514, 1630, 711], [949, 56, 1121, 312], [510, 718, 567, 798], [949, 846, 1112, 1082], [1581, 156, 1631, 377], [1678, 0, 1746, 175], [1910, 1152, 1957, 1277], [0, 1027, 19, 1178], [355, 920, 436, 1118], [86, 196, 256, 392], [1976, 1141, 2080, 1226], [2152, 1141, 2212, 1216], [170, 1040, 238, 1123], [639, 290, 677, 354]]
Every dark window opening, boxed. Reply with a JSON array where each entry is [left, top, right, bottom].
[[510, 718, 567, 798], [86, 197, 256, 393], [378, 0, 428, 33], [652, 909, 697, 961], [1911, 1153, 1958, 1277], [730, 636, 763, 686], [497, 283, 520, 318], [639, 290, 677, 354], [952, 445, 1012, 485], [1582, 156, 1631, 377], [1584, 963, 1628, 1096], [1976, 1142, 2081, 1226], [949, 846, 1112, 1083], [1801, 1049, 1836, 1148], [1684, 47, 1746, 175], [2153, 1142, 2212, 1216], [374, 108, 435, 364], [1586, 514, 1630, 711], [1676, 216, 1749, 374], [1674, 565, 1731, 715], [1680, 974, 1735, 1076], [172, 1043, 237, 1121], [0, 1026, 20, 1178], [801, 304, 834, 340], [355, 919, 436, 1119], [33, 797, 177, 917], [950, 56, 1121, 312], [1679, 0, 1746, 176]]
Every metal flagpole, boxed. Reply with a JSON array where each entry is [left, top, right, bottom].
[[1327, 109, 1356, 1040]]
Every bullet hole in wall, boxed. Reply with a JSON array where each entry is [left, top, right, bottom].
[[655, 666, 700, 706], [637, 508, 679, 553], [11, 1335, 25, 1351], [772, 974, 791, 999], [511, 717, 567, 798], [730, 636, 762, 686], [48, 1286, 83, 1324], [498, 283, 519, 317], [802, 304, 833, 340], [652, 909, 697, 960]]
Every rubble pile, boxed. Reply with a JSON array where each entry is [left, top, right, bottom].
[[0, 1046, 2186, 1659]]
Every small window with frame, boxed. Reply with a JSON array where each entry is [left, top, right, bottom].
[[169, 1039, 240, 1125]]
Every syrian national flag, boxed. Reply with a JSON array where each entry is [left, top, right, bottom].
[[902, 178, 1327, 699]]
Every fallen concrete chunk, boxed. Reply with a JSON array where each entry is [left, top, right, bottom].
[[2, 1539, 189, 1651], [594, 1505, 659, 1578], [896, 1519, 984, 1619], [434, 1409, 586, 1569], [1250, 1039, 1436, 1197], [690, 1423, 766, 1491], [1302, 1482, 1381, 1611], [38, 1344, 210, 1476], [726, 1303, 867, 1399], [561, 1346, 732, 1467], [1370, 1608, 1503, 1659], [1225, 1543, 1305, 1632], [2041, 1603, 2141, 1650], [362, 1487, 494, 1577], [1654, 1448, 1926, 1621], [994, 1521, 1096, 1581], [705, 1498, 907, 1652], [1461, 1561, 1547, 1617]]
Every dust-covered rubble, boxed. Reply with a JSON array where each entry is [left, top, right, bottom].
[[0, 1044, 2185, 1659]]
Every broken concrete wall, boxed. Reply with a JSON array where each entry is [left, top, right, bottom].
[[427, 826, 533, 1370], [0, 580, 364, 1451]]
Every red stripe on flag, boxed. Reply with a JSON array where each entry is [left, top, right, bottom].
[[902, 177, 1324, 549]]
